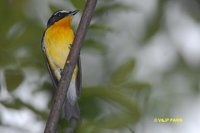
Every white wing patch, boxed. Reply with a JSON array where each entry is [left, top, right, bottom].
[[67, 79, 77, 105]]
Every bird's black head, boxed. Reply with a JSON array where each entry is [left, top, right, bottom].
[[47, 10, 79, 27]]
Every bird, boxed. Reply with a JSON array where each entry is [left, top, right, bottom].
[[41, 10, 81, 120]]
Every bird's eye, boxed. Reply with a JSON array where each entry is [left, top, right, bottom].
[[58, 13, 63, 17]]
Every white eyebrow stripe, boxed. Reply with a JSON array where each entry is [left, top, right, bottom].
[[54, 10, 69, 15]]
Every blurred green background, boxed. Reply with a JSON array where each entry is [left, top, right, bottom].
[[0, 0, 200, 133]]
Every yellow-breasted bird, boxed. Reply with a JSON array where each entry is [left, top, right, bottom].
[[42, 10, 81, 120]]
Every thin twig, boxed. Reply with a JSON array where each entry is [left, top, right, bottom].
[[44, 0, 97, 132]]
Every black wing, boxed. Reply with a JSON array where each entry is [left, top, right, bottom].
[[41, 32, 59, 89], [76, 55, 82, 97]]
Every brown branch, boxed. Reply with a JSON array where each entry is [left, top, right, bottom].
[[44, 0, 97, 132]]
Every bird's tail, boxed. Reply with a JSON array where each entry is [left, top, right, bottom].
[[64, 100, 80, 120]]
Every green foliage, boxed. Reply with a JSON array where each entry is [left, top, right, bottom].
[[0, 0, 196, 132], [79, 93, 100, 119], [70, 0, 85, 10], [5, 68, 24, 92], [90, 23, 113, 32], [85, 0, 135, 56], [142, 0, 166, 43], [124, 82, 151, 90], [83, 87, 139, 114], [1, 98, 48, 119], [83, 39, 107, 54], [33, 81, 54, 94], [76, 86, 140, 132], [94, 3, 134, 17], [111, 59, 135, 84], [75, 57, 151, 132], [0, 0, 147, 132]]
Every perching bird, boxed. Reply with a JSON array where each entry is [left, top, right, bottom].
[[41, 10, 81, 120]]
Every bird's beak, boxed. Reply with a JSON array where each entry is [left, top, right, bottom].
[[70, 10, 79, 16]]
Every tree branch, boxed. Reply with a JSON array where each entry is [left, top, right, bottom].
[[44, 0, 97, 132]]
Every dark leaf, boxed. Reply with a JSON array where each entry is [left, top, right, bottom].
[[1, 98, 48, 120], [96, 114, 137, 129], [111, 59, 135, 84], [32, 81, 54, 94], [5, 68, 24, 92], [80, 91, 101, 119], [80, 86, 140, 129], [83, 39, 108, 54], [142, 0, 166, 43], [90, 23, 113, 32], [70, 0, 85, 10], [95, 3, 134, 17], [123, 82, 151, 90]]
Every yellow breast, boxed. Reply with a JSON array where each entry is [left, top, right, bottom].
[[45, 26, 74, 68], [44, 17, 77, 80]]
